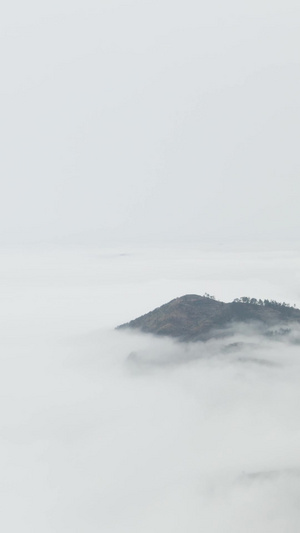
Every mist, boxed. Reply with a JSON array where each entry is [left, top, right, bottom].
[[1, 0, 300, 527], [1, 244, 300, 531]]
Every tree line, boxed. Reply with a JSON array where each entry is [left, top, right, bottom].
[[232, 297, 296, 308], [202, 293, 296, 308]]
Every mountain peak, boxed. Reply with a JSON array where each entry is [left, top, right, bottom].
[[117, 294, 300, 341]]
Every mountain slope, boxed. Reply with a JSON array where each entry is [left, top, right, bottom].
[[117, 294, 300, 341]]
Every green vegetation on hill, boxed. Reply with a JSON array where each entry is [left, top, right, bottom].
[[117, 294, 300, 341]]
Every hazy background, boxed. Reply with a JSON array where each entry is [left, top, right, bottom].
[[1, 1, 300, 530], [1, 0, 300, 245]]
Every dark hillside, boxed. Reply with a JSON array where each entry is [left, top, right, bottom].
[[117, 294, 300, 341]]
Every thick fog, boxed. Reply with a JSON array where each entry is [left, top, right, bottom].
[[1, 2, 300, 527], [1, 245, 300, 531]]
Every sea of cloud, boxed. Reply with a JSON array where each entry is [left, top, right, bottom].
[[1, 244, 300, 532]]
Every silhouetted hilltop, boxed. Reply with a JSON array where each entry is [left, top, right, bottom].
[[117, 294, 300, 341]]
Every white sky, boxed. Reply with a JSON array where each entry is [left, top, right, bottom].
[[1, 0, 300, 244]]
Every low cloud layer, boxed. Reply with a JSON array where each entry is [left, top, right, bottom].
[[1, 245, 300, 531]]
